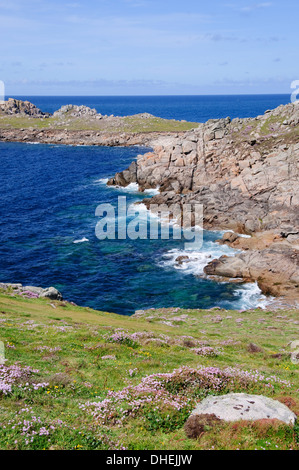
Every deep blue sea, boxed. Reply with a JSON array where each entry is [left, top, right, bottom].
[[0, 95, 289, 315], [15, 94, 290, 122]]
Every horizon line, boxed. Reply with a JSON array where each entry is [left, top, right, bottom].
[[8, 93, 291, 98]]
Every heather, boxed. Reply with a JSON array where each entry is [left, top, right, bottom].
[[0, 290, 298, 450]]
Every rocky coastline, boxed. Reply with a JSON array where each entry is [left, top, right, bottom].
[[0, 127, 176, 147], [108, 102, 299, 303], [1, 98, 299, 304]]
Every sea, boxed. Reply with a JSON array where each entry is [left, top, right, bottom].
[[0, 95, 291, 315]]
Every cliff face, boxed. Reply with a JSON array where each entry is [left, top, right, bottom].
[[109, 102, 299, 234], [108, 102, 299, 301]]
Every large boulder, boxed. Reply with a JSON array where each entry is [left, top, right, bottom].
[[190, 393, 297, 425], [221, 232, 240, 243], [204, 255, 248, 278], [24, 286, 63, 301], [39, 287, 63, 301]]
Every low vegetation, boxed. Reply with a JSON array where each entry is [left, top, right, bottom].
[[0, 113, 198, 133], [0, 291, 298, 450]]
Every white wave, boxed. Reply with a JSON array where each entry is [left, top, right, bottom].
[[143, 186, 160, 196], [73, 237, 89, 244], [129, 202, 182, 225], [112, 182, 140, 193], [216, 229, 251, 239], [159, 243, 271, 310], [94, 178, 109, 184], [232, 282, 272, 310], [123, 183, 140, 192], [127, 202, 160, 223], [158, 241, 236, 276], [111, 183, 160, 194]]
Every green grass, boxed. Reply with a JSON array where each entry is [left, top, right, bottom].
[[119, 116, 198, 133], [0, 115, 54, 129], [0, 114, 198, 133], [0, 292, 298, 450], [259, 114, 286, 136]]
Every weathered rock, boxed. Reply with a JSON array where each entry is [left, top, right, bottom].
[[109, 103, 299, 237], [190, 393, 297, 425], [53, 104, 99, 119], [0, 282, 63, 300], [204, 246, 299, 298], [221, 232, 239, 243], [0, 98, 50, 118], [24, 286, 63, 300], [204, 256, 247, 278], [106, 102, 299, 300], [0, 282, 22, 289], [40, 287, 63, 300], [0, 128, 173, 148]]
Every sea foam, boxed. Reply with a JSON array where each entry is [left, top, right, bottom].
[[73, 237, 89, 244]]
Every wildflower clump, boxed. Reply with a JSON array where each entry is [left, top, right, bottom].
[[81, 366, 291, 432], [0, 364, 48, 396], [105, 330, 140, 349], [191, 347, 221, 357]]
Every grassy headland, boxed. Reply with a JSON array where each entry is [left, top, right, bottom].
[[0, 112, 198, 134]]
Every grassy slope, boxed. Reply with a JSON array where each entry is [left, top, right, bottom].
[[0, 291, 298, 450]]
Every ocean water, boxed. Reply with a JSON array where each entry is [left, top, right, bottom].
[[0, 94, 286, 315], [14, 94, 290, 123]]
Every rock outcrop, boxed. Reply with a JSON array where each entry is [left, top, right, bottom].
[[204, 245, 299, 298], [0, 98, 50, 118], [0, 283, 63, 300], [108, 102, 299, 301], [109, 103, 299, 234], [53, 104, 101, 119]]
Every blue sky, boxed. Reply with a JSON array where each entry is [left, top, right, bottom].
[[0, 0, 298, 95]]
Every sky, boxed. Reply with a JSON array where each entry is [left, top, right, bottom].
[[0, 0, 298, 95]]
